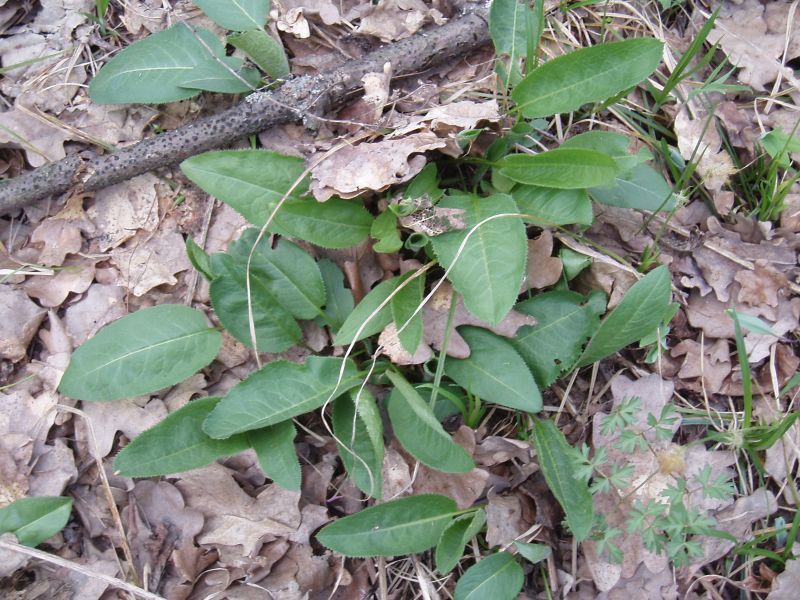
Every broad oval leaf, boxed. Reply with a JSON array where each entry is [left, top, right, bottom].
[[391, 272, 424, 353], [59, 305, 221, 401], [316, 494, 458, 557], [247, 420, 302, 491], [386, 371, 474, 473], [210, 253, 301, 352], [512, 186, 593, 226], [203, 356, 361, 438], [454, 552, 524, 600], [0, 496, 73, 547], [590, 163, 677, 211], [332, 389, 384, 498], [193, 0, 268, 31], [512, 38, 664, 118], [430, 192, 526, 324], [514, 541, 551, 564], [334, 274, 409, 346], [561, 130, 652, 173], [229, 30, 290, 79], [114, 397, 249, 477], [512, 291, 602, 387], [227, 230, 325, 320], [531, 418, 593, 540], [181, 150, 373, 248], [576, 265, 672, 367], [435, 509, 486, 574], [180, 56, 260, 94], [90, 24, 228, 104], [446, 326, 542, 413], [497, 149, 618, 189]]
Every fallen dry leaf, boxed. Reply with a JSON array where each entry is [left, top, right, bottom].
[[521, 230, 563, 291], [0, 103, 72, 167], [485, 488, 529, 548], [310, 133, 446, 201], [87, 173, 160, 252], [707, 0, 800, 91], [355, 0, 445, 42], [686, 488, 777, 576], [768, 558, 800, 600], [63, 282, 127, 347], [674, 107, 737, 192], [80, 398, 168, 457], [29, 217, 82, 267], [176, 463, 304, 557], [23, 258, 95, 308], [0, 285, 46, 362], [111, 220, 192, 296]]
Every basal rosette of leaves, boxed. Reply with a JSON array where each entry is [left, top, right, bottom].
[[49, 0, 681, 595]]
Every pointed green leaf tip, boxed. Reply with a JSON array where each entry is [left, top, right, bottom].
[[512, 38, 664, 118], [59, 305, 221, 401]]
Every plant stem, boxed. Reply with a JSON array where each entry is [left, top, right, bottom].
[[429, 290, 459, 409]]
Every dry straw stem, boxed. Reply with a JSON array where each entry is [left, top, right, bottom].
[[0, 3, 490, 214]]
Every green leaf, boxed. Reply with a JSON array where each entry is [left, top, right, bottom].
[[316, 494, 458, 557], [513, 541, 551, 564], [561, 131, 651, 173], [0, 497, 73, 547], [761, 127, 800, 168], [334, 275, 406, 346], [454, 552, 524, 600], [497, 148, 618, 189], [435, 509, 486, 573], [531, 418, 593, 541], [203, 356, 361, 438], [318, 259, 354, 330], [210, 253, 301, 352], [576, 265, 672, 367], [512, 186, 593, 226], [59, 305, 221, 401], [386, 371, 474, 473], [512, 291, 601, 387], [227, 230, 325, 320], [512, 38, 664, 118], [193, 0, 268, 31], [590, 163, 676, 211], [278, 198, 374, 249], [430, 192, 526, 324], [180, 55, 259, 93], [89, 24, 231, 104], [247, 420, 302, 491], [114, 397, 249, 477], [490, 0, 528, 63], [371, 210, 403, 253], [181, 150, 373, 248], [391, 273, 424, 353], [446, 327, 542, 413], [229, 30, 290, 79], [186, 236, 214, 281], [332, 389, 384, 498]]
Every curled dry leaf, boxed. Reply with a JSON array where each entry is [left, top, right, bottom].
[[0, 104, 72, 167], [87, 173, 160, 252], [29, 217, 82, 267], [0, 285, 46, 362], [111, 220, 192, 297], [355, 0, 445, 42], [768, 559, 800, 600], [398, 195, 466, 236], [521, 230, 563, 292], [81, 398, 168, 458], [309, 133, 446, 201], [24, 257, 96, 308], [63, 282, 127, 347]]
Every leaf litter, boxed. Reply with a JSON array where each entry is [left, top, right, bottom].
[[1, 0, 800, 598]]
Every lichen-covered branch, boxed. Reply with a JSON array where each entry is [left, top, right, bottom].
[[0, 4, 490, 215]]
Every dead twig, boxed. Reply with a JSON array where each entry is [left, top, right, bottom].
[[0, 4, 490, 214]]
